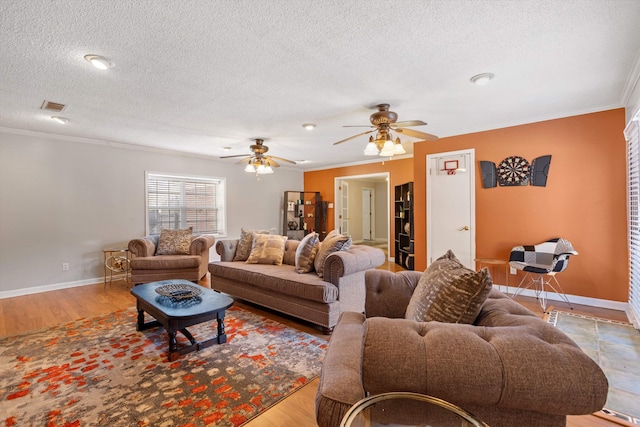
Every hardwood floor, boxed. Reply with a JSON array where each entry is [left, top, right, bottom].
[[0, 260, 633, 427]]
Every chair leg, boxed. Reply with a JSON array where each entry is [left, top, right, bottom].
[[540, 273, 573, 312], [511, 272, 573, 313], [510, 272, 536, 299]]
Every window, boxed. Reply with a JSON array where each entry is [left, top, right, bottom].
[[626, 113, 640, 329], [146, 172, 226, 236]]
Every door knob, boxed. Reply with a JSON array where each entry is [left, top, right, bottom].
[[458, 226, 470, 231]]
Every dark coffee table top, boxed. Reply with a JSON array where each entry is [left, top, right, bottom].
[[131, 280, 233, 317]]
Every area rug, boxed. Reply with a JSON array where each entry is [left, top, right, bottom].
[[0, 306, 327, 426], [548, 310, 640, 424]]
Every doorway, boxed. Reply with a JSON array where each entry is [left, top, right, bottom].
[[335, 173, 390, 257], [426, 149, 476, 268]]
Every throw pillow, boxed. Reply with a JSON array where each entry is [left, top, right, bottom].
[[246, 234, 288, 265], [295, 232, 320, 273], [156, 228, 193, 255], [233, 227, 276, 261], [405, 250, 492, 324], [314, 230, 352, 278]]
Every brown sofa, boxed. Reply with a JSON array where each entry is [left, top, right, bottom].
[[316, 270, 609, 427], [209, 239, 385, 333], [128, 234, 215, 284]]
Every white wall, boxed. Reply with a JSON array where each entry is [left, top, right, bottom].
[[0, 129, 303, 296]]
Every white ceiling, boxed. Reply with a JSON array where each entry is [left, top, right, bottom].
[[2, 0, 640, 171]]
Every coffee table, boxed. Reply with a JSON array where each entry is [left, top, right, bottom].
[[341, 392, 488, 427], [130, 280, 234, 361]]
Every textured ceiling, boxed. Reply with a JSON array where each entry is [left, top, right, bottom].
[[1, 0, 640, 171]]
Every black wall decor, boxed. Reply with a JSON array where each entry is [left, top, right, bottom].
[[480, 155, 552, 188]]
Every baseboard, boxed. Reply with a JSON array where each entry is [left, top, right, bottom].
[[627, 306, 640, 329], [0, 276, 109, 299], [493, 284, 629, 312]]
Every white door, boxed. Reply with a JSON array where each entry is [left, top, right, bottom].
[[340, 182, 349, 235], [427, 150, 475, 268], [362, 188, 373, 240]]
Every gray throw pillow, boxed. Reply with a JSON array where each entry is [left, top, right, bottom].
[[295, 232, 320, 273], [314, 230, 352, 278], [405, 250, 492, 324]]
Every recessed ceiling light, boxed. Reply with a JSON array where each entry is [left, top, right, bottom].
[[223, 147, 232, 151], [470, 73, 495, 85], [51, 116, 69, 124], [302, 123, 316, 130], [84, 54, 114, 70]]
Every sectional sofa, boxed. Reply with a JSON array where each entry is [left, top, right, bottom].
[[209, 237, 385, 333]]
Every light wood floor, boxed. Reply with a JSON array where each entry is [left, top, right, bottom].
[[0, 260, 633, 427]]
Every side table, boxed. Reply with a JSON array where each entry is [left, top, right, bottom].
[[475, 257, 509, 294], [103, 248, 130, 289]]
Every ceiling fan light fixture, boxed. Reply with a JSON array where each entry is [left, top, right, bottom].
[[244, 163, 256, 173], [84, 54, 113, 70], [256, 163, 273, 174], [470, 72, 494, 85], [379, 139, 396, 157], [364, 136, 379, 155], [393, 137, 406, 155]]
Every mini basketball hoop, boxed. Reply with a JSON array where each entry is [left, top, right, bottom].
[[442, 160, 458, 175]]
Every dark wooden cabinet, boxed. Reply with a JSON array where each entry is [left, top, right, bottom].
[[283, 191, 327, 241], [394, 182, 414, 270]]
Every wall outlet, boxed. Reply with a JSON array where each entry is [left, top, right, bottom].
[[62, 263, 69, 271], [510, 267, 517, 275]]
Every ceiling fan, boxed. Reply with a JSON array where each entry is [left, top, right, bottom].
[[220, 138, 296, 174], [333, 103, 438, 157]]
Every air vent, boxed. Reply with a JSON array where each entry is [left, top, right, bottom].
[[40, 100, 66, 112]]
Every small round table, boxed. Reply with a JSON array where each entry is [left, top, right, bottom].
[[340, 392, 488, 427], [103, 248, 130, 289]]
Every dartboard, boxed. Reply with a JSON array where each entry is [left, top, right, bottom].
[[497, 156, 530, 186]]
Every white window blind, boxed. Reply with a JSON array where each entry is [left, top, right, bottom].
[[626, 114, 640, 329], [146, 172, 226, 236]]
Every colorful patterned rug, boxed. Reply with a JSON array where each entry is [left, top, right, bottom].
[[549, 310, 640, 424], [0, 306, 327, 426]]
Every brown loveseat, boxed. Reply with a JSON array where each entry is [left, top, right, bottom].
[[316, 270, 609, 427], [209, 238, 385, 333], [128, 234, 215, 285]]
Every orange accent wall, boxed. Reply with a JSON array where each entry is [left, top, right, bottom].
[[305, 109, 628, 302], [413, 109, 628, 302], [304, 158, 413, 257]]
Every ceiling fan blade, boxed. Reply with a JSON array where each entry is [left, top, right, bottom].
[[235, 156, 253, 164], [265, 158, 281, 168], [220, 153, 252, 159], [333, 130, 375, 145], [392, 120, 427, 127], [268, 155, 296, 165], [395, 128, 439, 141]]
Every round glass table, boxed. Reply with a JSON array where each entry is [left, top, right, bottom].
[[340, 392, 488, 427]]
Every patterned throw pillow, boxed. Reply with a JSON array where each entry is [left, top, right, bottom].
[[233, 227, 276, 261], [246, 234, 288, 265], [314, 230, 352, 278], [405, 250, 492, 324], [156, 228, 193, 255], [295, 232, 320, 274]]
